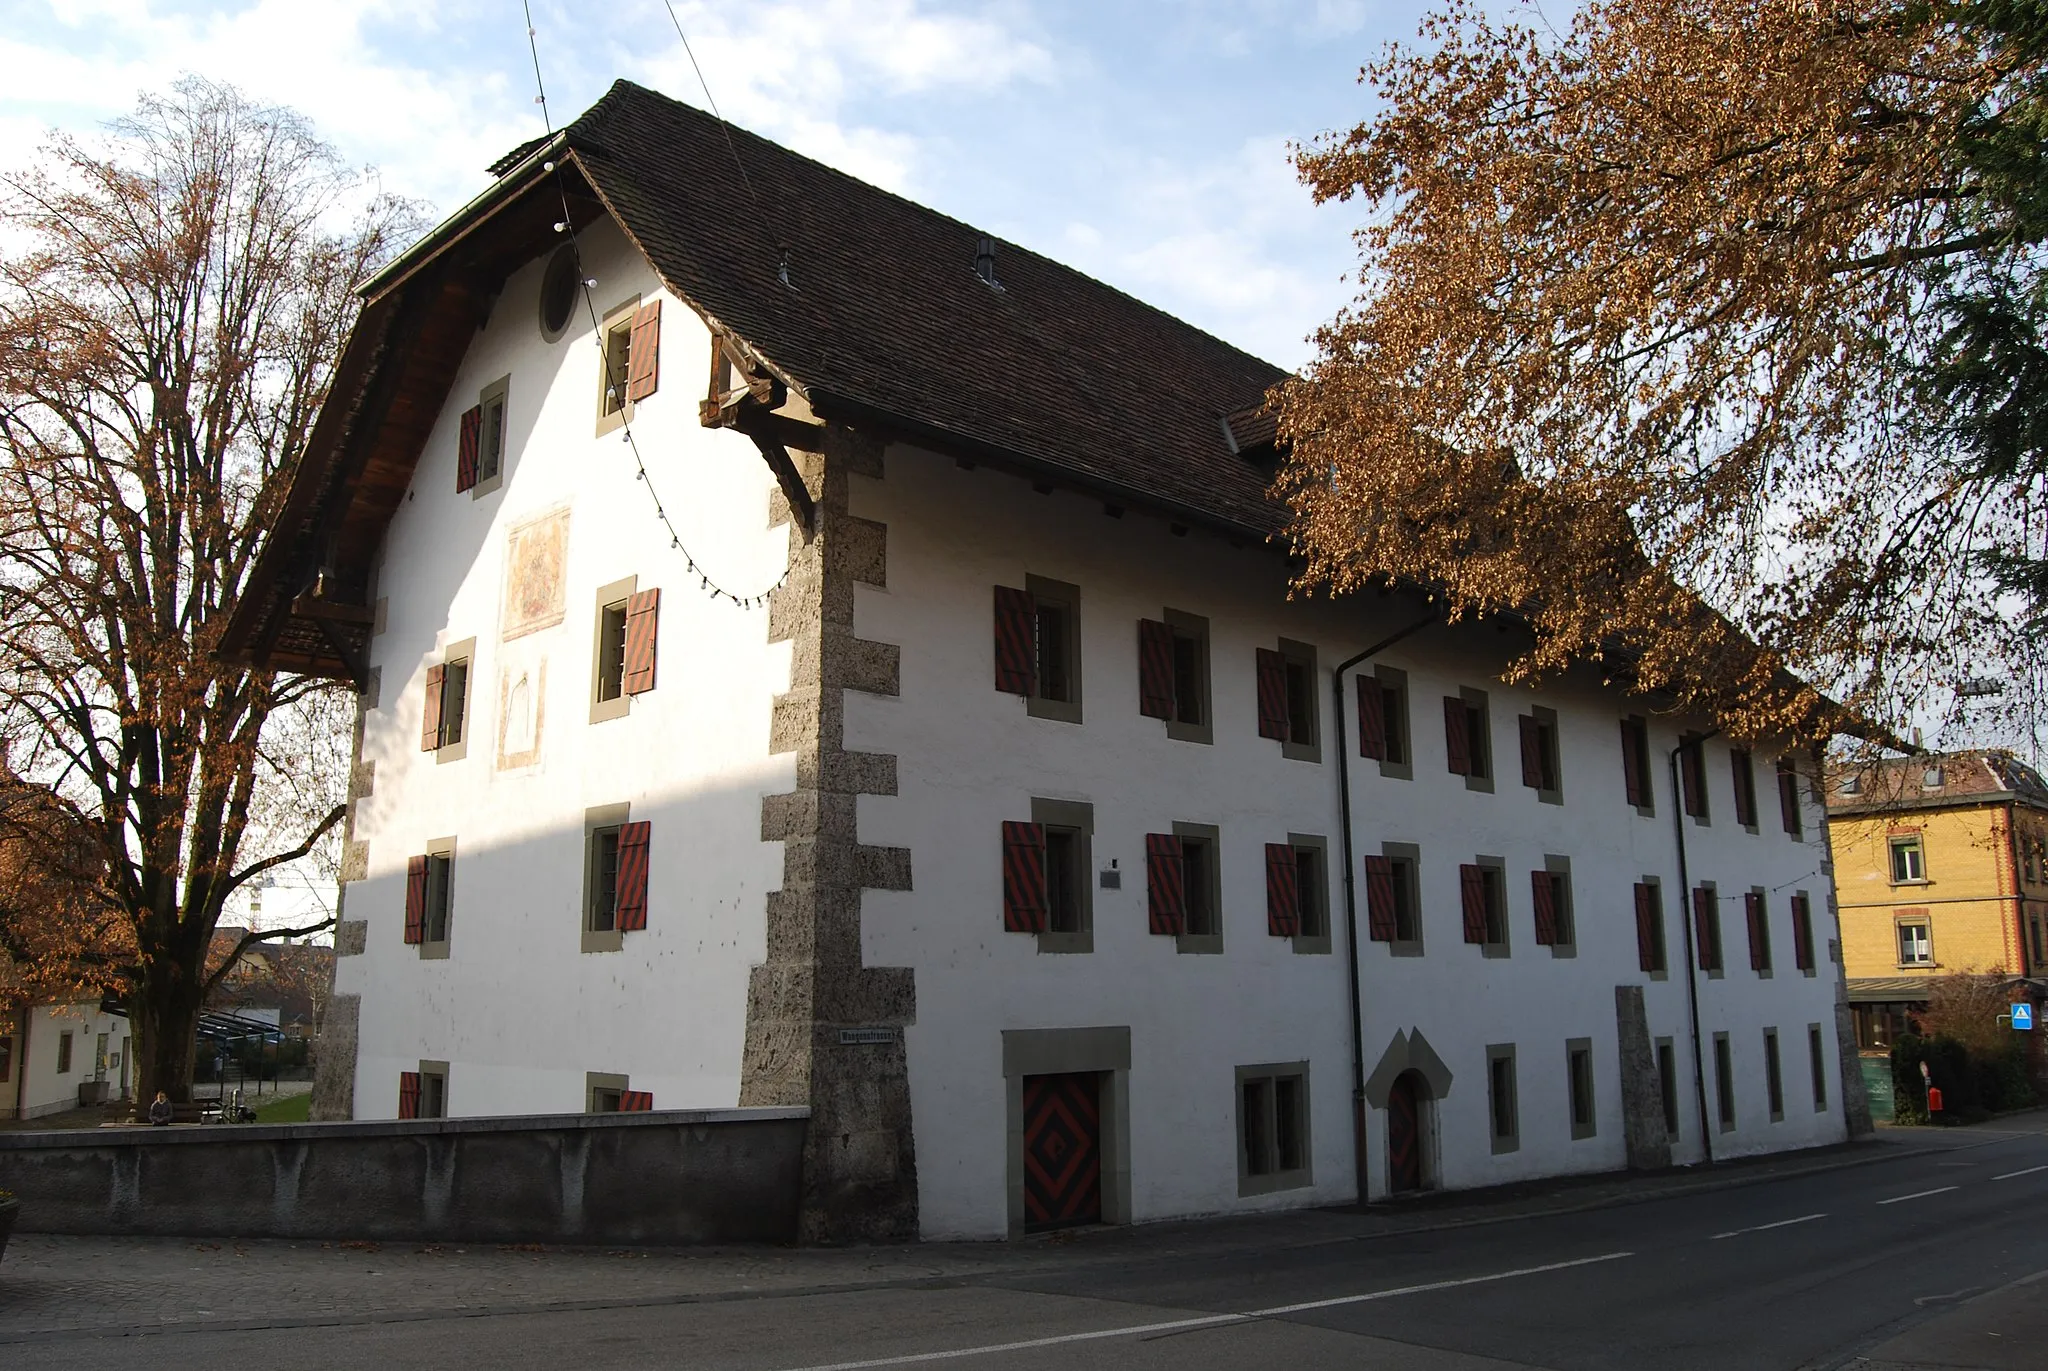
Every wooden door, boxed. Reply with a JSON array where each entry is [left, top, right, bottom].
[[1388, 1070, 1424, 1193], [1022, 1072, 1102, 1231]]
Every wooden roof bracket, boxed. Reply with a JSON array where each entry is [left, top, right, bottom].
[[701, 332, 817, 540]]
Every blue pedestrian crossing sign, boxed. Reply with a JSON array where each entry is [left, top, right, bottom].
[[2014, 1003, 2035, 1031]]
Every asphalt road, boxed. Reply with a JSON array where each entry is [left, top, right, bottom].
[[8, 1123, 2048, 1370]]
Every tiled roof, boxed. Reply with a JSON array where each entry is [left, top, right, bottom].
[[558, 81, 1291, 534], [1825, 748, 2048, 813]]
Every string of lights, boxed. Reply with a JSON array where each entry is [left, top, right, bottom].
[[519, 2, 792, 611]]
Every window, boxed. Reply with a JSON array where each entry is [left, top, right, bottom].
[[601, 315, 633, 418], [539, 245, 579, 340], [420, 848, 454, 954], [994, 577, 1083, 723], [1635, 879, 1668, 976], [1567, 1038, 1596, 1140], [596, 600, 628, 702], [1656, 1038, 1680, 1137], [590, 577, 660, 722], [1792, 892, 1816, 974], [1138, 610, 1211, 744], [1462, 859, 1509, 953], [1357, 664, 1413, 779], [1003, 799, 1095, 953], [1237, 1063, 1312, 1195], [594, 296, 661, 434], [1745, 890, 1772, 975], [1176, 822, 1222, 952], [1729, 748, 1758, 829], [1777, 757, 1804, 837], [416, 1062, 448, 1120], [1763, 1029, 1784, 1122], [1714, 1032, 1736, 1131], [1518, 707, 1562, 802], [1679, 733, 1709, 821], [57, 1030, 73, 1074], [1533, 859, 1575, 953], [0, 1033, 11, 1082], [1692, 884, 1724, 974], [586, 1071, 636, 1114], [1269, 834, 1330, 953], [1808, 1024, 1829, 1111], [1258, 639, 1321, 761], [1444, 688, 1494, 788], [1620, 716, 1654, 813], [421, 638, 475, 762], [1889, 835, 1926, 883], [458, 377, 509, 496], [583, 804, 647, 953], [1366, 843, 1424, 952], [1487, 1044, 1519, 1153], [1897, 918, 1933, 966]]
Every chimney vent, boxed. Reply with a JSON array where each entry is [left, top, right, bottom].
[[974, 235, 999, 288]]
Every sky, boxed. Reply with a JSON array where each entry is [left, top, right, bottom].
[[0, 0, 1465, 369]]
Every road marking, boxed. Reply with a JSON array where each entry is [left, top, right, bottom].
[[1877, 1186, 1959, 1205], [774, 1251, 1636, 1371], [1710, 1212, 1826, 1240], [1993, 1164, 2048, 1180]]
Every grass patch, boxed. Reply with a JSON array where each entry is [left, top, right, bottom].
[[251, 1092, 311, 1124]]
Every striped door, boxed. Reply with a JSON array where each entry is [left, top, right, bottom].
[[1387, 1071, 1423, 1193], [1022, 1072, 1102, 1231]]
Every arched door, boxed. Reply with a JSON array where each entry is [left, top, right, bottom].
[[1388, 1069, 1425, 1193]]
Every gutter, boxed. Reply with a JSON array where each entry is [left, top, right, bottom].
[[1330, 611, 1438, 1206], [1669, 732, 1719, 1167]]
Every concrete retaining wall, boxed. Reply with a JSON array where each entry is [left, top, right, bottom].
[[0, 1107, 807, 1245]]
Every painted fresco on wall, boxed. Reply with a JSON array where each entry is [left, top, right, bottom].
[[502, 506, 570, 641], [497, 657, 546, 770]]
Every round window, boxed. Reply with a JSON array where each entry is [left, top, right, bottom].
[[538, 245, 579, 341]]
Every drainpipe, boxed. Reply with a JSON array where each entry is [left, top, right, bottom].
[[1332, 612, 1438, 1206], [1669, 731, 1719, 1166]]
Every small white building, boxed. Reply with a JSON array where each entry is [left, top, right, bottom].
[[225, 81, 1867, 1241], [2, 1000, 131, 1119]]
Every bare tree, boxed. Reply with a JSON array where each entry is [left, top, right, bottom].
[[0, 78, 417, 1102]]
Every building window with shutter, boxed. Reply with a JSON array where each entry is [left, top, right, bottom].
[[414, 1061, 449, 1119], [1255, 639, 1321, 761], [1444, 687, 1493, 790], [1693, 883, 1724, 975], [1266, 834, 1330, 953], [1487, 1044, 1519, 1153], [1532, 856, 1575, 954], [1566, 1038, 1596, 1140], [1173, 821, 1223, 953], [582, 803, 646, 954], [459, 376, 509, 498], [1746, 888, 1773, 976], [1138, 609, 1212, 744], [590, 576, 661, 723], [1730, 748, 1759, 831], [421, 638, 476, 763], [1237, 1062, 1312, 1195], [594, 296, 661, 435], [1620, 715, 1654, 815], [994, 576, 1084, 723], [1357, 664, 1413, 780], [586, 1071, 632, 1113], [1003, 799, 1095, 953], [1777, 757, 1804, 837], [1461, 857, 1509, 955], [1679, 733, 1709, 823], [1635, 878, 1668, 977], [404, 841, 456, 958], [1368, 842, 1424, 953], [1518, 706, 1562, 803]]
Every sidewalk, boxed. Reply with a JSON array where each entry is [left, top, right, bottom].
[[3, 1119, 2016, 1343]]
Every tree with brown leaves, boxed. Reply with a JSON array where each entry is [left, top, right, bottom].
[[1279, 0, 2048, 744], [0, 79, 417, 1102]]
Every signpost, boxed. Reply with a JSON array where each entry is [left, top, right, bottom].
[[2012, 1003, 2034, 1031]]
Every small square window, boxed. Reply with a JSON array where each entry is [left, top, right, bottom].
[[1237, 1062, 1311, 1195], [1889, 836, 1926, 883], [1897, 920, 1932, 966]]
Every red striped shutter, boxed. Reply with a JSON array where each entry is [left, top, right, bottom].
[[1146, 833, 1185, 935], [615, 820, 651, 931], [624, 299, 662, 402], [456, 405, 482, 492], [1531, 870, 1557, 945], [421, 664, 444, 751], [621, 588, 661, 695], [1265, 843, 1301, 937], [1255, 649, 1289, 739], [1444, 697, 1471, 775], [1746, 891, 1767, 970], [1364, 855, 1398, 941], [1792, 893, 1815, 970], [1634, 882, 1659, 972], [1621, 720, 1646, 807], [993, 586, 1036, 694], [1520, 716, 1544, 789], [1460, 864, 1487, 943], [619, 1090, 655, 1112], [404, 855, 428, 944], [1138, 619, 1174, 719], [1001, 821, 1047, 933], [1694, 886, 1717, 970], [398, 1071, 421, 1120], [1356, 677, 1386, 760]]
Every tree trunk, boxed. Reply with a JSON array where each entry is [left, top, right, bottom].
[[131, 947, 204, 1108]]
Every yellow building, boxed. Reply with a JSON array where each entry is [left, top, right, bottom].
[[1826, 750, 2048, 1050]]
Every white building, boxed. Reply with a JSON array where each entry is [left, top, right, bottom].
[[225, 81, 1866, 1241], [2, 1000, 131, 1119]]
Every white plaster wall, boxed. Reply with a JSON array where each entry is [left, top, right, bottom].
[[338, 219, 794, 1121], [849, 444, 1848, 1239], [7, 1003, 131, 1117]]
